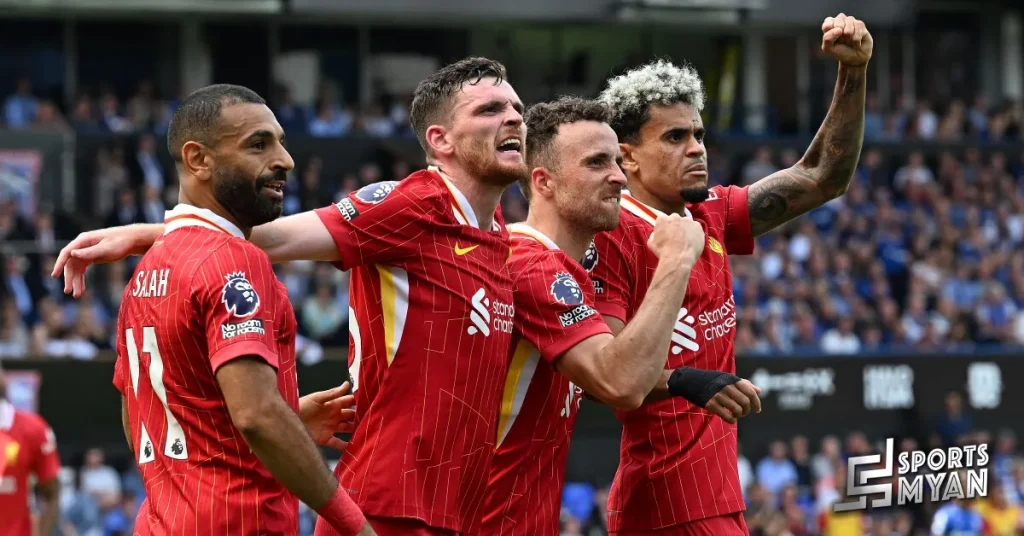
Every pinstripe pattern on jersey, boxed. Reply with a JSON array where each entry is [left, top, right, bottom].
[[592, 186, 753, 531]]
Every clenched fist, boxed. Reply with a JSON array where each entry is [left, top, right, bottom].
[[646, 213, 705, 267], [821, 13, 873, 67]]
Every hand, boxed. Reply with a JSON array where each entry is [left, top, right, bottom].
[[356, 523, 378, 536], [299, 382, 357, 452], [51, 226, 153, 298], [646, 213, 705, 266], [705, 380, 762, 425], [821, 13, 873, 67]]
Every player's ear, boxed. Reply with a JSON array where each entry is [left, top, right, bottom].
[[531, 167, 554, 199], [619, 142, 639, 176], [181, 141, 214, 182], [425, 125, 454, 158]]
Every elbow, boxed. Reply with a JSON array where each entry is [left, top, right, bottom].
[[229, 403, 275, 438], [597, 383, 646, 411]]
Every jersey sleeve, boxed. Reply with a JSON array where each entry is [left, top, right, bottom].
[[513, 254, 611, 363], [590, 231, 636, 325], [313, 180, 443, 271], [193, 240, 281, 373], [31, 418, 60, 484], [711, 185, 755, 255]]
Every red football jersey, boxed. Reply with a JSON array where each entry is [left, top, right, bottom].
[[113, 205, 300, 536], [590, 187, 754, 531], [314, 167, 515, 532], [476, 224, 612, 536], [0, 401, 60, 536]]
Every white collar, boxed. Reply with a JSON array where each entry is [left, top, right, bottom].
[[620, 190, 692, 225], [164, 204, 245, 239], [429, 166, 501, 231], [0, 400, 14, 431], [507, 222, 559, 250]]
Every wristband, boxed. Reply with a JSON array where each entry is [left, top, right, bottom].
[[316, 485, 366, 536], [667, 367, 741, 407]]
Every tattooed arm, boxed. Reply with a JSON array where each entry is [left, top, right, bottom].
[[747, 14, 872, 238]]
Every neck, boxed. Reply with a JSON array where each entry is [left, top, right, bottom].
[[432, 161, 504, 229], [525, 203, 594, 262], [177, 183, 252, 239], [626, 177, 687, 216]]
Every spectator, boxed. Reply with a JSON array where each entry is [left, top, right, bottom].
[[975, 482, 1021, 536], [3, 76, 38, 128], [79, 448, 121, 510], [302, 284, 347, 343], [757, 440, 799, 495], [934, 391, 973, 448]]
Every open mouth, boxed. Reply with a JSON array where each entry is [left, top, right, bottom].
[[263, 182, 284, 198], [497, 137, 522, 154]]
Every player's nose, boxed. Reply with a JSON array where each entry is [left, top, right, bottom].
[[271, 146, 295, 173]]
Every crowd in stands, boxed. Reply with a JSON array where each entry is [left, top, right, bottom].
[[3, 76, 1024, 357]]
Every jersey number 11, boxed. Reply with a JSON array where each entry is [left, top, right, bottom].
[[125, 327, 189, 465]]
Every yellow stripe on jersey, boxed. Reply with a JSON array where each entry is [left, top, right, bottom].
[[497, 340, 541, 446], [374, 265, 410, 366]]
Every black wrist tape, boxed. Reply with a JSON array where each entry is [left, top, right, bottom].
[[667, 367, 741, 407]]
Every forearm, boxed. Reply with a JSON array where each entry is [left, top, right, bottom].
[[238, 400, 340, 510], [597, 259, 691, 403], [643, 370, 674, 404], [37, 497, 59, 536], [748, 63, 867, 237], [128, 224, 165, 254]]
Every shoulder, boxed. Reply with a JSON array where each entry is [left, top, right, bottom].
[[14, 410, 51, 440], [351, 171, 448, 214]]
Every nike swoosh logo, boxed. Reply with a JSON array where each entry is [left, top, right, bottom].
[[455, 243, 479, 256]]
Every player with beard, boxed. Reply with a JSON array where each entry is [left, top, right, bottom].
[[474, 97, 761, 536], [53, 57, 526, 536], [0, 362, 61, 536], [112, 84, 372, 536], [590, 14, 872, 536]]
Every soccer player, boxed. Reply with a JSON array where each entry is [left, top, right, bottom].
[[590, 14, 872, 535], [112, 84, 370, 536], [0, 362, 61, 536], [475, 97, 760, 536], [53, 57, 526, 536]]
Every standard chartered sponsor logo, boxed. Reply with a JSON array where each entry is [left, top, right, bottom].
[[670, 294, 738, 354], [467, 288, 514, 336]]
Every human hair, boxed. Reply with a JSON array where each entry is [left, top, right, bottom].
[[598, 59, 706, 144], [519, 96, 610, 200], [409, 57, 508, 156], [166, 84, 266, 163]]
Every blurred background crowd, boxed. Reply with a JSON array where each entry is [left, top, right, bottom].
[[5, 76, 1024, 357], [2, 0, 1024, 534]]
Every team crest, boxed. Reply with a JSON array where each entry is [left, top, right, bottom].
[[355, 181, 398, 205], [4, 441, 19, 465], [550, 272, 584, 306], [581, 241, 599, 272], [708, 236, 724, 256], [221, 272, 261, 318]]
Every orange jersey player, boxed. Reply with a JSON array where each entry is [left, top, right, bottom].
[[0, 363, 61, 536]]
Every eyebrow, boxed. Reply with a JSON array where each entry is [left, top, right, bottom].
[[244, 129, 279, 143], [475, 99, 525, 115], [582, 151, 619, 165]]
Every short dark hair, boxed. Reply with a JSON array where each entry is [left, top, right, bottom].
[[520, 96, 610, 200], [409, 57, 508, 157], [167, 84, 266, 163]]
